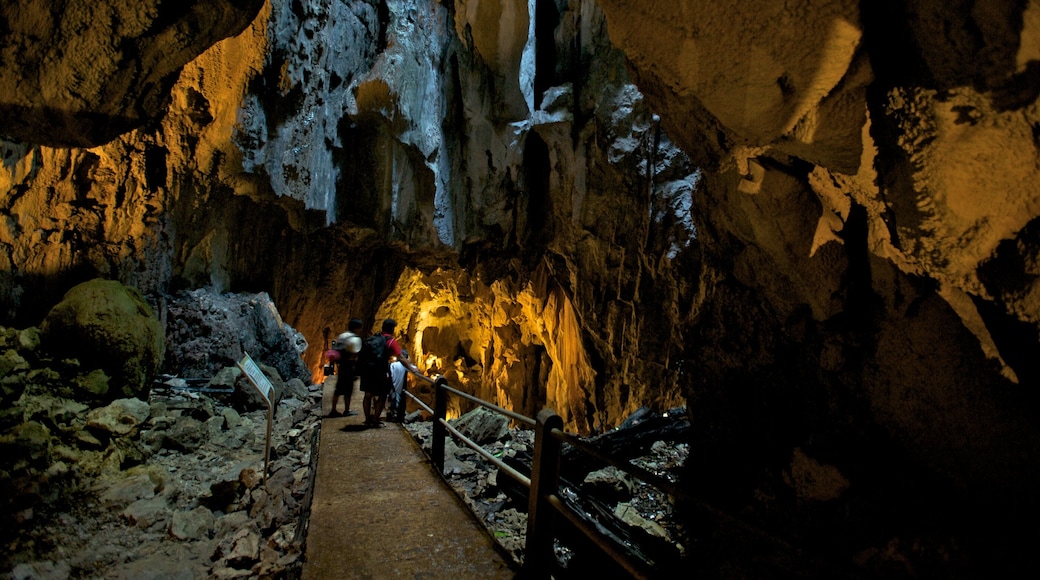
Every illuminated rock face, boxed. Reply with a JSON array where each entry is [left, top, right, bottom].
[[2, 0, 1040, 571], [0, 0, 265, 148], [1, 0, 697, 434]]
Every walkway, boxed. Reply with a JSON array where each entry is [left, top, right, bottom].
[[302, 375, 518, 579]]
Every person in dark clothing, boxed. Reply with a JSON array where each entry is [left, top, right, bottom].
[[360, 318, 419, 427], [329, 318, 363, 417]]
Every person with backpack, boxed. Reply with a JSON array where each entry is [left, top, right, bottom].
[[358, 318, 420, 427], [328, 318, 364, 417]]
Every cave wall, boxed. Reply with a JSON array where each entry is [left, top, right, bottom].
[[0, 0, 696, 434], [3, 0, 1040, 573], [596, 0, 1040, 573]]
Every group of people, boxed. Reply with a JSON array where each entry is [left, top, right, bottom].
[[326, 317, 420, 427]]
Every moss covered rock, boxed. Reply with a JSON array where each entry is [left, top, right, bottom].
[[40, 279, 164, 402]]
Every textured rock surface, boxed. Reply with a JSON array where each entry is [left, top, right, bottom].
[[40, 279, 165, 400], [1, 0, 1040, 576], [0, 319, 317, 578], [595, 0, 1040, 575], [0, 0, 697, 433], [163, 288, 310, 384], [0, 0, 265, 148]]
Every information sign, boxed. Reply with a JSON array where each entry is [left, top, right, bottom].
[[237, 352, 274, 487]]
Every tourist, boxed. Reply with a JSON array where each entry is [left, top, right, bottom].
[[328, 318, 363, 417], [360, 318, 419, 427], [387, 349, 410, 422]]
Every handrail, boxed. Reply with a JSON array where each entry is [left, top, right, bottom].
[[399, 373, 663, 578], [550, 427, 691, 505], [437, 382, 536, 427], [439, 414, 531, 487]]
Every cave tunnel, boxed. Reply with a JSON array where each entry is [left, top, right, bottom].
[[3, 0, 1040, 578]]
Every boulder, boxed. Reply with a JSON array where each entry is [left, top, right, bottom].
[[40, 279, 164, 402], [451, 407, 509, 445], [85, 398, 151, 437], [164, 289, 310, 384]]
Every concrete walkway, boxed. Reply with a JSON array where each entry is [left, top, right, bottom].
[[302, 375, 518, 579]]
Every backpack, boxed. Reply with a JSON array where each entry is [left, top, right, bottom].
[[332, 331, 362, 357], [357, 334, 391, 377]]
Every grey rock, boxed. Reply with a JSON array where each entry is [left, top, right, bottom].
[[583, 466, 636, 496], [208, 366, 242, 391], [214, 511, 252, 538], [215, 525, 262, 569], [86, 398, 151, 436], [168, 506, 216, 541], [122, 495, 171, 529], [4, 421, 52, 459], [162, 417, 206, 452], [614, 502, 668, 539], [9, 560, 72, 580], [99, 465, 168, 507], [164, 289, 310, 384], [222, 407, 242, 430], [450, 407, 508, 445], [0, 348, 29, 378]]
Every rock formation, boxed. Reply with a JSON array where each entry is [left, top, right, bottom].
[[594, 0, 1040, 575], [40, 279, 165, 400], [1, 0, 1039, 576], [0, 289, 317, 577]]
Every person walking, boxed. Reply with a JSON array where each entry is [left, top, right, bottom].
[[328, 318, 363, 417], [359, 318, 419, 427]]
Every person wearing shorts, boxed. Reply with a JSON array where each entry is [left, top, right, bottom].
[[329, 318, 363, 417]]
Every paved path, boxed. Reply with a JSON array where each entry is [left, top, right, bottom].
[[302, 375, 518, 579]]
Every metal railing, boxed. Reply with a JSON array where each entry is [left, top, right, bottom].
[[402, 372, 678, 579]]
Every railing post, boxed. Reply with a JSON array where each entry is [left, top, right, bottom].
[[431, 376, 448, 475], [524, 408, 563, 577]]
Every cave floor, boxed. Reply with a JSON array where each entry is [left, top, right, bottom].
[[302, 376, 517, 579]]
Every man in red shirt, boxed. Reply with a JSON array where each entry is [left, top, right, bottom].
[[360, 318, 420, 427]]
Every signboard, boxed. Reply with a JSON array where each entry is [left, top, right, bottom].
[[238, 352, 273, 403], [237, 352, 273, 487]]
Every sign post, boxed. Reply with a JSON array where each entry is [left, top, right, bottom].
[[237, 352, 274, 487]]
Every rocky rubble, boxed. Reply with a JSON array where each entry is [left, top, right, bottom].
[[1, 284, 321, 578], [1, 277, 690, 578], [402, 405, 691, 574], [1, 362, 323, 579], [5, 381, 322, 579]]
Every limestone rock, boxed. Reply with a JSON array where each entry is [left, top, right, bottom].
[[9, 560, 72, 580], [121, 495, 171, 530], [614, 502, 668, 540], [0, 348, 29, 379], [162, 416, 207, 453], [0, 0, 265, 147], [2, 0, 1040, 576], [85, 398, 151, 436], [0, 421, 52, 464], [583, 466, 636, 500], [164, 288, 309, 384], [72, 369, 111, 398], [214, 524, 262, 570], [451, 406, 509, 445], [98, 464, 168, 507], [40, 279, 164, 401], [168, 506, 216, 541]]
